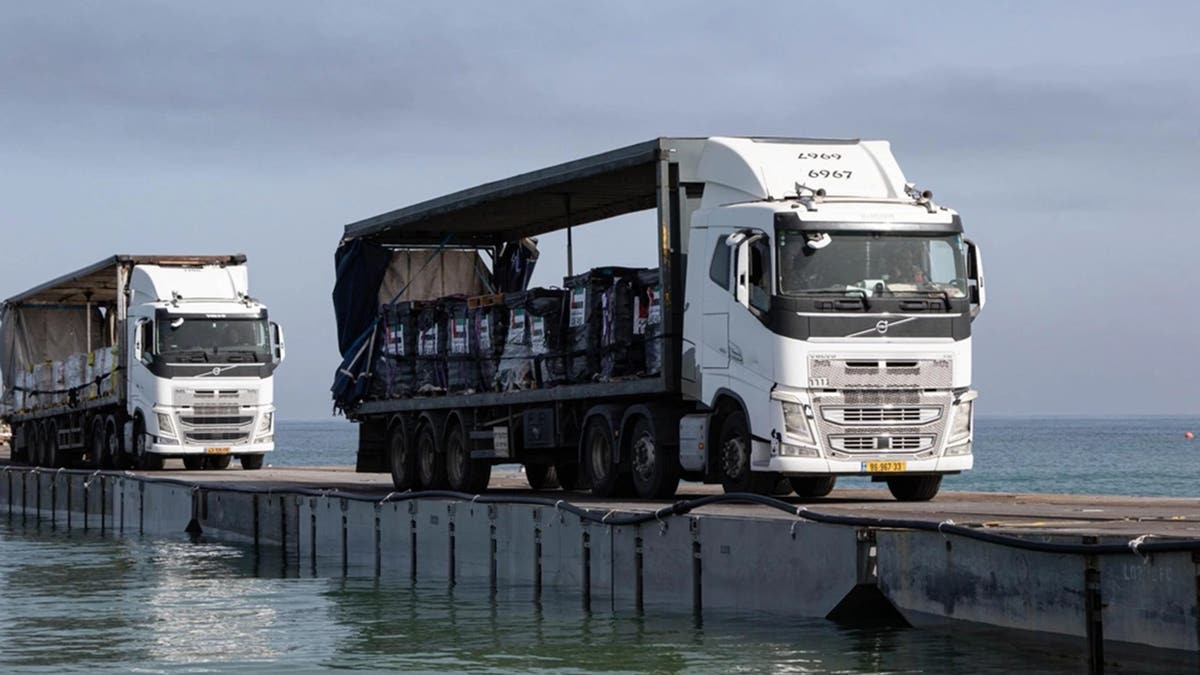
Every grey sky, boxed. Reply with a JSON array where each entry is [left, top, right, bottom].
[[2, 2, 1198, 418]]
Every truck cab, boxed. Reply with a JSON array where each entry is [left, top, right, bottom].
[[126, 264, 284, 467], [681, 138, 984, 499]]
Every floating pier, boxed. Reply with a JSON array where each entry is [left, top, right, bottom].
[[1, 463, 1196, 673]]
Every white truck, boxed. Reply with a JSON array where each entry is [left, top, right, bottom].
[[0, 255, 285, 470], [334, 136, 984, 501]]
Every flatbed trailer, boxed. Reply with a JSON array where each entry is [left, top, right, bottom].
[[335, 136, 985, 501]]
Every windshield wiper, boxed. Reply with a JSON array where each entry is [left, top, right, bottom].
[[889, 287, 952, 310], [793, 287, 871, 310], [164, 349, 209, 363]]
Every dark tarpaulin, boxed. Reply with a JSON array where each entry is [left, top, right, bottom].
[[332, 239, 392, 357]]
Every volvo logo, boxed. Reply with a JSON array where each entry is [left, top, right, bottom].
[[845, 316, 919, 338]]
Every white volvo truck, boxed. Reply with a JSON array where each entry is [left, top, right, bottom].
[[0, 255, 285, 470], [336, 137, 984, 501]]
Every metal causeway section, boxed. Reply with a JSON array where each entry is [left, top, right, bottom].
[[1, 466, 1197, 673]]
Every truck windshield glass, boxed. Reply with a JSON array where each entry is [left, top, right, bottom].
[[777, 230, 968, 298], [156, 318, 270, 363]]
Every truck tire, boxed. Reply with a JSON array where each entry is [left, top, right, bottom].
[[30, 422, 45, 467], [387, 422, 417, 490], [240, 454, 265, 471], [524, 464, 559, 491], [886, 475, 942, 502], [44, 420, 60, 468], [718, 411, 778, 495], [445, 421, 490, 493], [789, 476, 836, 499], [86, 417, 107, 470], [183, 456, 205, 470], [133, 418, 164, 470], [416, 421, 447, 490], [628, 416, 680, 499], [106, 415, 130, 470], [11, 423, 29, 464], [584, 416, 630, 498], [206, 455, 232, 470]]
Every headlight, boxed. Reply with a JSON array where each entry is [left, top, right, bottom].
[[780, 443, 820, 457], [259, 411, 273, 434], [945, 440, 972, 456], [156, 412, 175, 437], [949, 400, 972, 441], [780, 401, 813, 443]]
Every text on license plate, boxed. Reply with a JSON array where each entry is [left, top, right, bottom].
[[206, 447, 231, 455], [863, 460, 906, 473]]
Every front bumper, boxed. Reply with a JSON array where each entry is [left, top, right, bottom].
[[763, 449, 973, 475], [147, 440, 274, 456]]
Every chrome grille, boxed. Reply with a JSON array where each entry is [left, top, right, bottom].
[[173, 388, 259, 407], [809, 355, 953, 389], [830, 435, 934, 452], [180, 416, 254, 426], [823, 406, 941, 425]]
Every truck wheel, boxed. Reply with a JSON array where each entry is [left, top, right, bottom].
[[416, 421, 447, 490], [524, 464, 559, 491], [31, 421, 46, 467], [789, 476, 836, 499], [629, 416, 680, 499], [44, 420, 60, 468], [86, 417, 107, 470], [387, 422, 417, 490], [584, 416, 629, 498], [240, 454, 265, 471], [183, 456, 205, 470], [106, 415, 130, 470], [206, 455, 232, 470], [445, 421, 490, 493], [12, 424, 29, 464], [133, 418, 163, 470], [886, 475, 942, 502], [718, 411, 777, 495]]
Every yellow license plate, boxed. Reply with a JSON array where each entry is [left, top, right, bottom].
[[205, 447, 231, 455], [863, 460, 906, 473]]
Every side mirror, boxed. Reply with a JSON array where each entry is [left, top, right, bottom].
[[966, 239, 985, 318], [271, 321, 286, 364]]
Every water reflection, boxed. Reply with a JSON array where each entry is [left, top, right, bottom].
[[0, 518, 1175, 673]]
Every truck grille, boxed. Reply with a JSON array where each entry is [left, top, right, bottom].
[[813, 389, 952, 457], [822, 406, 941, 425], [830, 435, 934, 452], [809, 355, 953, 389], [185, 431, 248, 443]]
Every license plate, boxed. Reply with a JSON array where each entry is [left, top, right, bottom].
[[205, 447, 231, 455], [863, 460, 906, 472]]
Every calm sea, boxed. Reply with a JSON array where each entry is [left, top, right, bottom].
[[0, 417, 1187, 673], [274, 416, 1200, 498]]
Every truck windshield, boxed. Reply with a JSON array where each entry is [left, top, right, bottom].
[[777, 230, 968, 298], [156, 318, 270, 363]]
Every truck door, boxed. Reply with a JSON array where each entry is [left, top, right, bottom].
[[729, 231, 776, 391], [700, 231, 732, 385]]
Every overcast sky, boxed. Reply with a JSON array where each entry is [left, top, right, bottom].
[[2, 2, 1198, 419]]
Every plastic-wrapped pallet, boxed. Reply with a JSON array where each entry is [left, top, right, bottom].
[[51, 361, 67, 407], [496, 292, 533, 391], [470, 298, 507, 392], [13, 371, 28, 411], [414, 302, 448, 394], [443, 297, 478, 393], [95, 347, 120, 398], [563, 268, 635, 383], [32, 362, 53, 409], [65, 353, 88, 404], [635, 268, 663, 376], [527, 289, 566, 388], [372, 302, 418, 398]]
